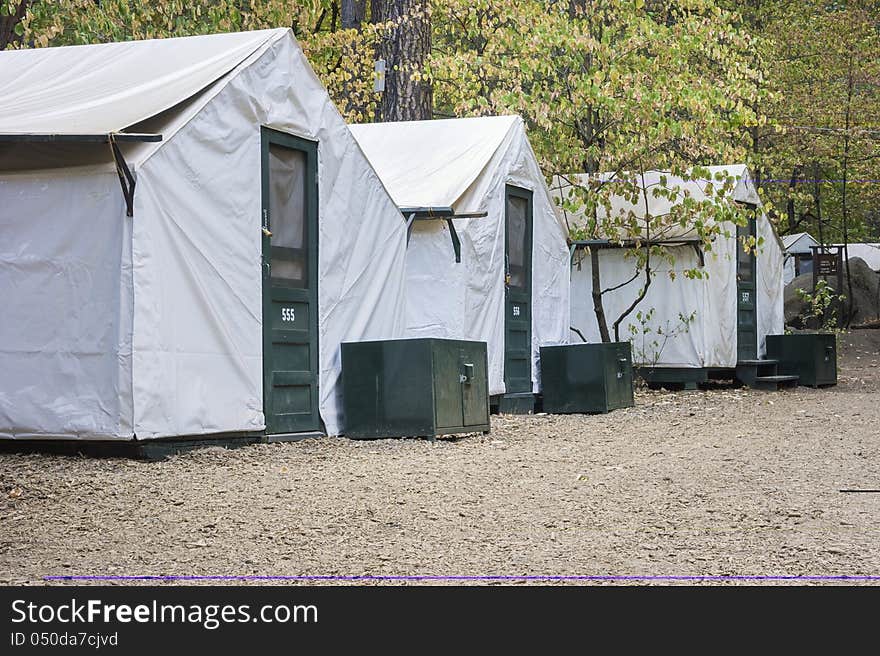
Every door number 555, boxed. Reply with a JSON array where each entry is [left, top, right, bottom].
[[281, 307, 296, 322]]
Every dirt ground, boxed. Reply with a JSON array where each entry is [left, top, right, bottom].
[[1, 332, 878, 585]]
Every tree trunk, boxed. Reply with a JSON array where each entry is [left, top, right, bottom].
[[841, 53, 855, 327], [373, 0, 432, 121], [338, 0, 366, 118], [786, 166, 801, 230], [813, 161, 824, 247], [747, 0, 763, 190], [341, 0, 366, 29], [568, 0, 613, 341], [0, 1, 30, 50], [611, 169, 655, 342], [613, 251, 652, 343], [590, 248, 612, 343], [576, 103, 611, 341]]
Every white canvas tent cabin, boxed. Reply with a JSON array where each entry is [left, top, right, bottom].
[[837, 243, 880, 271], [782, 232, 819, 284], [553, 165, 785, 389], [0, 29, 409, 453], [349, 116, 570, 412], [783, 236, 880, 285]]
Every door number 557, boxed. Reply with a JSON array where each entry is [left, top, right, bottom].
[[281, 307, 296, 322]]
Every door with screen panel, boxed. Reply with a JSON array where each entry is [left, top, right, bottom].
[[261, 128, 320, 435], [736, 213, 757, 361], [504, 186, 533, 397]]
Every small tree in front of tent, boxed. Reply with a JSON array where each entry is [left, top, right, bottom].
[[428, 0, 768, 343], [627, 307, 697, 368], [561, 168, 754, 343], [795, 280, 846, 332]]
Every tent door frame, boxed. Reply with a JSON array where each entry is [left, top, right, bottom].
[[500, 185, 534, 413], [260, 127, 321, 438], [736, 209, 758, 361]]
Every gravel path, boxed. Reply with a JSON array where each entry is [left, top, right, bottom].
[[1, 332, 878, 585]]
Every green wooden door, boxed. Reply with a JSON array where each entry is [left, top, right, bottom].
[[261, 128, 320, 435], [736, 214, 757, 361], [504, 186, 533, 396]]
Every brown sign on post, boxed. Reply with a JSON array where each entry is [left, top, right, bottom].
[[816, 253, 839, 276], [810, 245, 845, 328]]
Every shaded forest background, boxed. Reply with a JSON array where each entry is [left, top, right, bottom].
[[2, 0, 879, 244]]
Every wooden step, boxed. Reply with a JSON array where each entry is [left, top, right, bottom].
[[496, 392, 535, 415], [737, 359, 779, 367], [750, 374, 799, 391], [735, 359, 780, 386]]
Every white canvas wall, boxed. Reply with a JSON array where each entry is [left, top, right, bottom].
[[756, 215, 786, 356], [0, 168, 133, 439], [132, 34, 407, 438], [570, 215, 784, 369], [570, 240, 732, 368], [783, 256, 796, 285], [352, 117, 570, 396], [841, 243, 880, 271]]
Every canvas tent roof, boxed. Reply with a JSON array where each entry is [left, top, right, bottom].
[[838, 243, 880, 271], [349, 115, 523, 211], [0, 29, 285, 138], [552, 164, 762, 242]]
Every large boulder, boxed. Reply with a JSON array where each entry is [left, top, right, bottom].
[[784, 257, 880, 328]]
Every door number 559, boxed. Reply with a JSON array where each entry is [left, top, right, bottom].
[[281, 307, 296, 322]]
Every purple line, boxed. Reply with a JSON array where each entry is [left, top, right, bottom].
[[43, 574, 880, 582], [762, 179, 880, 184]]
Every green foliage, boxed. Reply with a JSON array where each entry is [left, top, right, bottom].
[[429, 0, 767, 338], [430, 0, 765, 177], [731, 0, 880, 242], [795, 279, 846, 332], [11, 0, 878, 248]]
